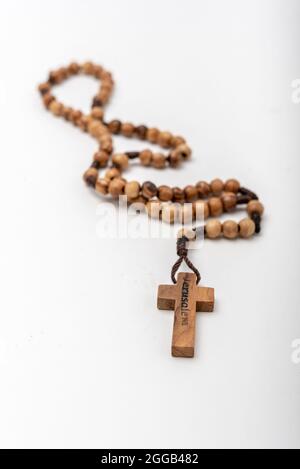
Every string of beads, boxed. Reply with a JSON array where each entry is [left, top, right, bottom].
[[38, 61, 264, 241]]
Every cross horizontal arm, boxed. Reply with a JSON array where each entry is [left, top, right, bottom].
[[195, 286, 214, 312], [157, 284, 178, 310]]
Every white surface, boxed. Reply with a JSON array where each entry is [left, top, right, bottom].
[[0, 0, 299, 449]]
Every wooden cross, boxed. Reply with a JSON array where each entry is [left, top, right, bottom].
[[157, 272, 214, 358]]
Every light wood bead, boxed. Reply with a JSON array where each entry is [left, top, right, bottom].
[[158, 185, 173, 202], [88, 120, 103, 138], [95, 178, 109, 195], [209, 197, 223, 217], [239, 218, 255, 238], [224, 178, 240, 193], [121, 122, 135, 137], [146, 127, 159, 143], [112, 153, 129, 170], [222, 192, 237, 212], [93, 151, 109, 167], [247, 200, 264, 216], [177, 228, 196, 240], [171, 136, 186, 147], [49, 100, 63, 116], [108, 178, 126, 197], [129, 195, 148, 205], [82, 61, 95, 75], [100, 137, 113, 153], [158, 131, 173, 148], [104, 168, 121, 180], [139, 150, 153, 166], [169, 150, 182, 168], [206, 220, 222, 239], [223, 220, 239, 239], [210, 178, 224, 195], [83, 167, 98, 186], [196, 181, 210, 198], [91, 106, 104, 120], [142, 181, 157, 199], [176, 144, 192, 160], [193, 200, 209, 220], [124, 181, 140, 200], [184, 185, 198, 202], [152, 153, 166, 169], [161, 204, 179, 224], [146, 200, 161, 219]]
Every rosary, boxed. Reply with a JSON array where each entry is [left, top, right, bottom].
[[38, 61, 264, 358]]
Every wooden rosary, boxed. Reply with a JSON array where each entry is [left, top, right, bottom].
[[38, 61, 264, 358]]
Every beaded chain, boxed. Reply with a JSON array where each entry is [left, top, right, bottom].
[[38, 61, 264, 281]]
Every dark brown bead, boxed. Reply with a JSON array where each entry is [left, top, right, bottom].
[[108, 119, 121, 134], [83, 168, 98, 187], [173, 187, 185, 203], [125, 152, 140, 159], [135, 125, 148, 140], [92, 96, 103, 108], [142, 181, 157, 199]]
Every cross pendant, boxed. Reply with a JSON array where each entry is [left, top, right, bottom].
[[157, 272, 214, 358]]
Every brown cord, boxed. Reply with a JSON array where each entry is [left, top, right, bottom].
[[171, 236, 201, 284]]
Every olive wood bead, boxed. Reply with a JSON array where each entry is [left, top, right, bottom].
[[146, 127, 159, 143], [93, 151, 109, 167], [125, 181, 140, 200], [121, 122, 135, 137], [146, 200, 161, 219], [224, 179, 240, 193], [210, 178, 224, 195], [83, 167, 98, 187], [196, 181, 210, 198], [206, 220, 222, 239], [158, 131, 173, 148], [177, 228, 196, 241], [139, 150, 153, 166], [108, 178, 126, 197], [172, 187, 185, 203], [112, 153, 129, 170], [158, 185, 173, 202], [152, 153, 166, 169], [223, 220, 239, 239], [184, 185, 198, 202], [95, 178, 109, 195], [142, 181, 157, 199], [105, 168, 121, 180], [239, 218, 255, 238], [161, 204, 179, 224], [208, 197, 223, 217], [222, 192, 237, 212], [247, 200, 264, 216]]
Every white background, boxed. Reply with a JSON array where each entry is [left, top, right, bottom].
[[0, 0, 299, 449]]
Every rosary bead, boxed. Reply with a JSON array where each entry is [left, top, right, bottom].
[[88, 120, 103, 138], [239, 218, 255, 238], [161, 204, 179, 224], [142, 181, 157, 199], [38, 82, 51, 95], [208, 197, 223, 217], [205, 220, 222, 239], [95, 178, 109, 195], [93, 151, 109, 168], [222, 192, 237, 212], [224, 178, 240, 193], [184, 185, 198, 202], [108, 120, 121, 134], [135, 125, 148, 140], [176, 144, 192, 160], [196, 181, 210, 198], [158, 185, 173, 202], [43, 93, 55, 108], [139, 150, 153, 166], [100, 137, 113, 154], [146, 200, 161, 219], [68, 62, 80, 75], [121, 122, 135, 137], [91, 107, 104, 120], [49, 100, 64, 116], [223, 220, 239, 239], [171, 136, 186, 147], [210, 178, 224, 195], [104, 168, 121, 180], [168, 150, 182, 167], [193, 200, 209, 220], [112, 153, 129, 170], [152, 153, 166, 169], [125, 181, 140, 200], [146, 127, 159, 143], [158, 131, 173, 148], [83, 168, 98, 187], [82, 61, 95, 75], [172, 187, 185, 203], [181, 203, 194, 223], [247, 200, 264, 216], [108, 178, 126, 197]]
